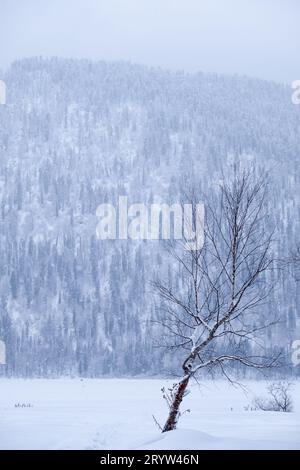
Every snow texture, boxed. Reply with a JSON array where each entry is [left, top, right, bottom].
[[0, 379, 299, 450]]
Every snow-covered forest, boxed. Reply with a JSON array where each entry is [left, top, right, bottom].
[[0, 57, 300, 377]]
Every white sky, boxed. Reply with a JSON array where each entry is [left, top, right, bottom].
[[0, 0, 299, 83]]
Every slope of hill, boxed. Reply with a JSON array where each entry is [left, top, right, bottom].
[[0, 58, 299, 376]]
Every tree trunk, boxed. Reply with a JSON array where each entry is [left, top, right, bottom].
[[162, 376, 190, 433]]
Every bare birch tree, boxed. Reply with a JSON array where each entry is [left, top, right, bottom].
[[153, 168, 280, 433]]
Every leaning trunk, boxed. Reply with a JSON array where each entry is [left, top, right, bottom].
[[162, 376, 190, 433]]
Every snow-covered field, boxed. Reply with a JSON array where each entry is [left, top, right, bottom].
[[0, 378, 299, 450]]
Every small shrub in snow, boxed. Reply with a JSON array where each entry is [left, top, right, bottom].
[[253, 381, 293, 412]]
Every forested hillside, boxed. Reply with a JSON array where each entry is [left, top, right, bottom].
[[0, 58, 299, 376]]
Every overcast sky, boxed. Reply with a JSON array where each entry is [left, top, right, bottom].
[[0, 0, 299, 83]]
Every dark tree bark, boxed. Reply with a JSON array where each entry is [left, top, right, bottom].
[[162, 377, 190, 432]]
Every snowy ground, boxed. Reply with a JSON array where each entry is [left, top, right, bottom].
[[0, 378, 299, 450]]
